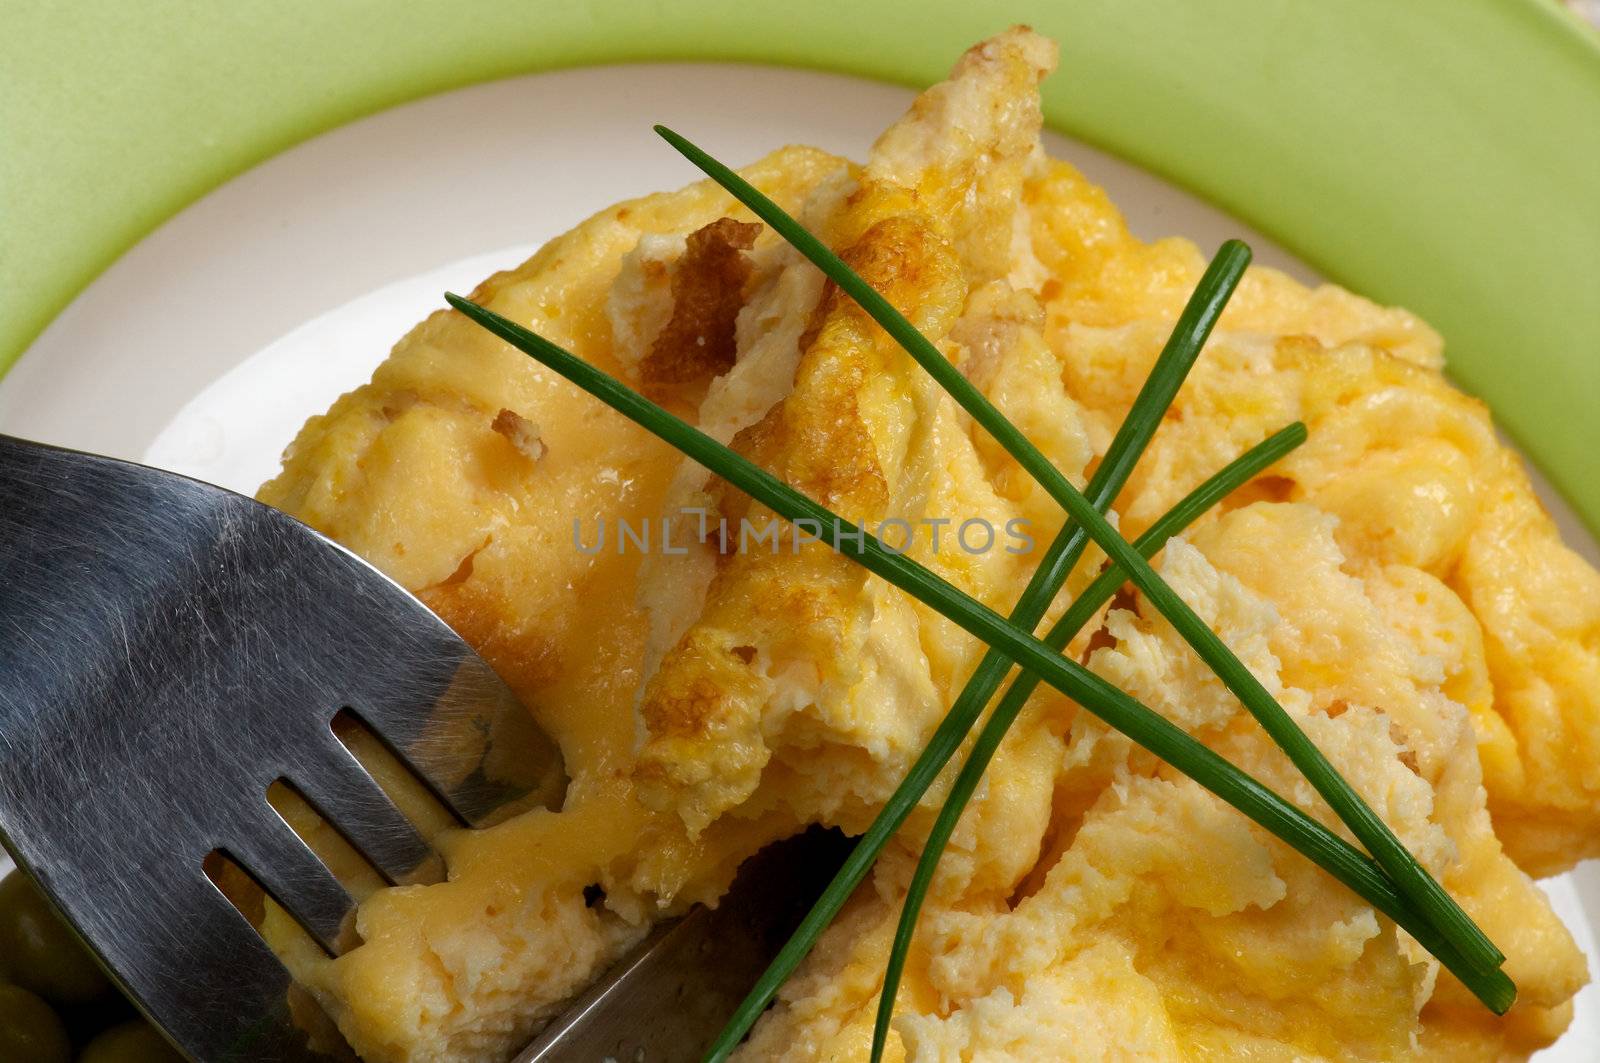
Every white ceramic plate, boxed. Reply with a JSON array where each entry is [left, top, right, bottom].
[[1, 63, 1595, 1055]]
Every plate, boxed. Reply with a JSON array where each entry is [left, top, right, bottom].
[[0, 60, 1594, 1056]]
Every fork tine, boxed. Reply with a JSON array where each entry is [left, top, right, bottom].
[[289, 733, 434, 885], [158, 868, 340, 1061], [348, 653, 566, 829], [230, 814, 357, 956]]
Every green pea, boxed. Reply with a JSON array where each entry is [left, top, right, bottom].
[[0, 983, 71, 1063], [0, 870, 111, 1004], [77, 1021, 186, 1063]]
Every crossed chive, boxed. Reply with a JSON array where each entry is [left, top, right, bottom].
[[446, 126, 1513, 1062]]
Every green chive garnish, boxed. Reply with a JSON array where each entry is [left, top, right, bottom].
[[445, 294, 1515, 1021], [704, 239, 1250, 1061], [653, 125, 1504, 977], [870, 422, 1300, 1059]]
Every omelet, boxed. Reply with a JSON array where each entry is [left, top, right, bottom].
[[258, 26, 1599, 1062]]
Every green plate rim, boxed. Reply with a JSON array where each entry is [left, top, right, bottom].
[[2, 0, 1596, 532]]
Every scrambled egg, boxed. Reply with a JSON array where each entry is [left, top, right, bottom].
[[258, 27, 1600, 1062]]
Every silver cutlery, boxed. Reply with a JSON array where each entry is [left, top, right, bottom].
[[0, 435, 847, 1062], [0, 434, 563, 1060]]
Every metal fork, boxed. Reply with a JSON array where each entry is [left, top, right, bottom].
[[0, 434, 567, 1060]]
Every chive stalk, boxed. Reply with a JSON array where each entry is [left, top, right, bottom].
[[870, 422, 1295, 1059], [654, 125, 1502, 976], [703, 240, 1248, 1059], [446, 294, 1514, 1022]]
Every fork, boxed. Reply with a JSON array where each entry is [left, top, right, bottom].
[[0, 434, 567, 1060]]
